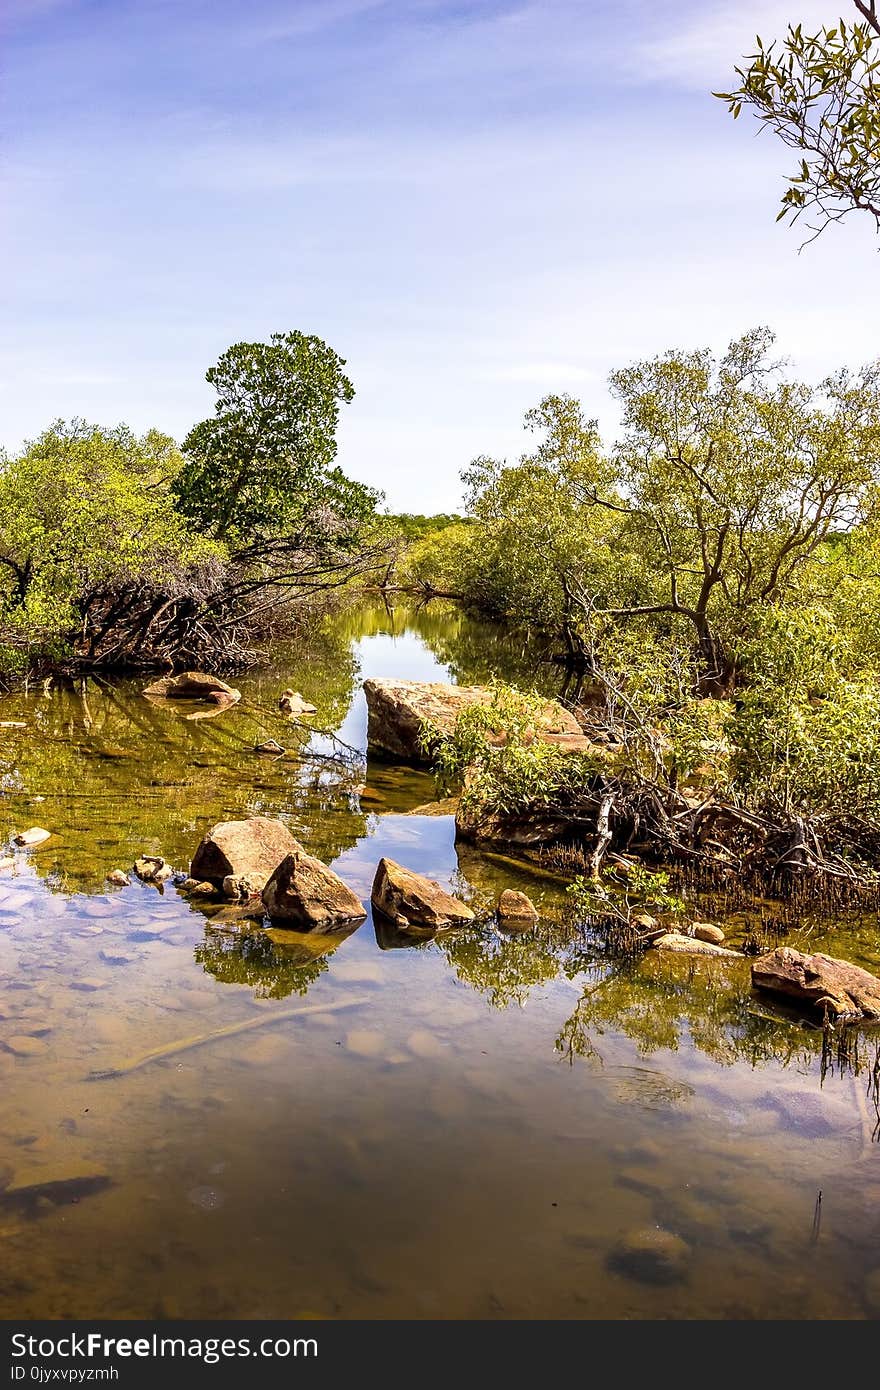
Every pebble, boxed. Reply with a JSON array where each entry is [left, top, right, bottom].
[[345, 1029, 385, 1058], [98, 949, 138, 966], [2, 1035, 49, 1057], [105, 870, 130, 887], [406, 1029, 446, 1059], [70, 977, 110, 992]]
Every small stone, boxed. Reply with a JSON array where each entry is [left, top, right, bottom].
[[632, 912, 658, 932], [134, 856, 172, 883], [13, 828, 51, 847], [190, 881, 217, 897], [607, 1227, 691, 1285], [106, 870, 130, 887], [278, 690, 317, 717], [497, 889, 538, 923], [691, 922, 725, 945], [2, 1035, 49, 1057], [406, 1029, 445, 1059], [98, 948, 137, 966], [222, 875, 260, 901], [345, 1029, 385, 1058]]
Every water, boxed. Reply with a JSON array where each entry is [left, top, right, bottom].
[[0, 597, 879, 1319]]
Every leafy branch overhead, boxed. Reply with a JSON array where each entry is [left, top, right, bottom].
[[716, 2, 880, 242]]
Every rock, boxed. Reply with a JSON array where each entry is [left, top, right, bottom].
[[105, 870, 130, 887], [406, 1028, 446, 1059], [133, 856, 172, 883], [278, 689, 317, 717], [371, 857, 475, 929], [345, 1029, 384, 1058], [70, 977, 110, 992], [189, 881, 217, 898], [652, 931, 741, 958], [751, 947, 880, 1020], [2, 1035, 49, 1057], [222, 875, 260, 902], [13, 827, 51, 847], [254, 739, 285, 755], [497, 889, 538, 923], [262, 851, 366, 929], [363, 677, 583, 765], [607, 1227, 691, 1285], [632, 911, 659, 932], [190, 817, 301, 892], [142, 671, 241, 705], [691, 922, 725, 944]]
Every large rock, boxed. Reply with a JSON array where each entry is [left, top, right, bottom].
[[371, 857, 476, 929], [362, 678, 584, 764], [751, 947, 880, 1020], [652, 932, 740, 958], [262, 850, 366, 930], [143, 671, 241, 705], [190, 817, 300, 892], [607, 1227, 691, 1285]]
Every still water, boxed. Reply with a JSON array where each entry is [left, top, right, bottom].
[[1, 598, 878, 1319]]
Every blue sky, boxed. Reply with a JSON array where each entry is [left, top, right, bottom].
[[3, 0, 877, 510]]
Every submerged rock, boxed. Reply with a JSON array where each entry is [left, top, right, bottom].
[[371, 857, 476, 929], [190, 817, 300, 892], [751, 947, 880, 1019], [262, 851, 366, 930], [363, 677, 583, 764], [142, 670, 241, 705], [497, 889, 538, 924], [652, 932, 741, 958], [607, 1227, 691, 1285], [13, 827, 51, 847]]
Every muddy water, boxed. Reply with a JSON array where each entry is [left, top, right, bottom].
[[0, 597, 879, 1320]]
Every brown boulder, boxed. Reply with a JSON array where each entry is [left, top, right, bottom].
[[143, 671, 241, 705], [497, 889, 538, 923], [263, 850, 366, 930], [691, 922, 725, 944], [751, 947, 880, 1020], [371, 857, 476, 929], [190, 817, 301, 892], [363, 678, 582, 764]]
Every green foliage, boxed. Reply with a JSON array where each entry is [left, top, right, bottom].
[[174, 331, 379, 542], [567, 866, 686, 929], [428, 681, 604, 816], [383, 512, 465, 540], [729, 605, 880, 820], [398, 521, 476, 593], [716, 6, 880, 241], [0, 420, 220, 667]]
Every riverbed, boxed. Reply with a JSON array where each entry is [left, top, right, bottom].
[[1, 597, 879, 1319]]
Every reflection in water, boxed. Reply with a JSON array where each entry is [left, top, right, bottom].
[[1, 596, 880, 1320]]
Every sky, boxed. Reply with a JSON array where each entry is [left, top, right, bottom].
[[2, 0, 878, 512]]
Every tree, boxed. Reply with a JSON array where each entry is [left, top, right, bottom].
[[174, 331, 377, 541], [0, 420, 219, 671], [716, 3, 880, 242]]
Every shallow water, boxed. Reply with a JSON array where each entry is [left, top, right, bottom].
[[1, 597, 879, 1319]]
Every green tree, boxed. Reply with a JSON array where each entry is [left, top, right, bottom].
[[0, 420, 219, 672], [716, 3, 880, 242], [174, 331, 377, 541]]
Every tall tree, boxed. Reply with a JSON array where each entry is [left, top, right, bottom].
[[716, 2, 880, 243], [174, 331, 374, 541]]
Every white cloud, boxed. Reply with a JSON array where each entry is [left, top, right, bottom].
[[637, 0, 842, 88]]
